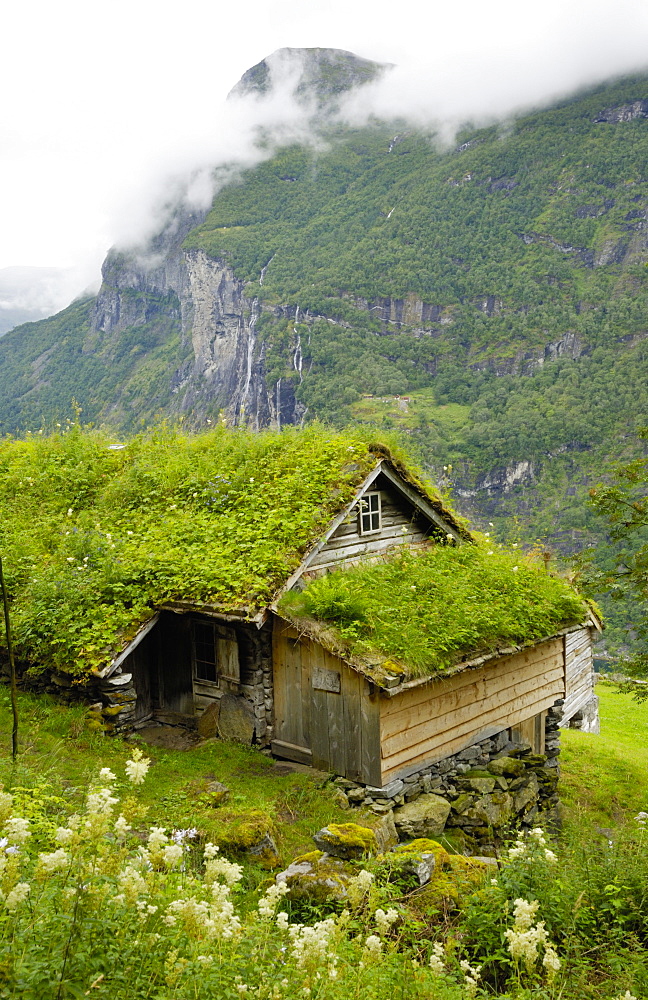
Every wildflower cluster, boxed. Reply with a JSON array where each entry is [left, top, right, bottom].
[[508, 827, 557, 863], [504, 898, 561, 982]]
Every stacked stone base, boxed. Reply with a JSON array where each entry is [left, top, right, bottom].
[[334, 707, 563, 852]]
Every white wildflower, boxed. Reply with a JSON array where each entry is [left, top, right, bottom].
[[86, 787, 119, 817], [37, 849, 70, 873], [162, 844, 184, 868], [54, 826, 75, 845], [374, 907, 399, 936], [5, 882, 30, 910], [125, 747, 151, 785], [276, 911, 290, 930], [99, 767, 117, 782], [197, 955, 213, 966], [614, 992, 638, 1000], [543, 945, 561, 981], [118, 866, 148, 900], [67, 508, 73, 517], [4, 817, 31, 844], [363, 934, 383, 958], [205, 855, 243, 886], [258, 880, 289, 918], [460, 959, 482, 998], [114, 815, 131, 839], [544, 849, 558, 862], [429, 941, 445, 974], [528, 827, 547, 846], [347, 868, 374, 906], [634, 812, 648, 826], [204, 842, 219, 859], [148, 827, 168, 852], [288, 917, 337, 968]]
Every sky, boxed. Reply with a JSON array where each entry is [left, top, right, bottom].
[[2, 0, 648, 318]]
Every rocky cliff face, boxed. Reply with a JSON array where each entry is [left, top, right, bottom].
[[89, 218, 307, 428]]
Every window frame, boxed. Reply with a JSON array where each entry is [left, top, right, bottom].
[[191, 620, 219, 686], [358, 491, 382, 535]]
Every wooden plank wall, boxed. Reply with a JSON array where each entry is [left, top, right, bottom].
[[562, 628, 593, 722], [306, 484, 431, 573], [272, 621, 382, 785], [379, 639, 565, 784]]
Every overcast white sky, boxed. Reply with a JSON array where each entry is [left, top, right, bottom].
[[2, 0, 648, 311]]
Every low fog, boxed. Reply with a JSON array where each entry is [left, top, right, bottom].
[[1, 0, 647, 328]]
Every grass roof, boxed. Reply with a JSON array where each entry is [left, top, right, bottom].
[[278, 545, 591, 681], [0, 423, 459, 677]]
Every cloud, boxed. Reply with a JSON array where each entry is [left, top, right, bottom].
[[1, 0, 647, 322]]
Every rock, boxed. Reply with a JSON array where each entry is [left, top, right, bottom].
[[332, 789, 350, 810], [513, 773, 539, 813], [365, 779, 404, 799], [205, 780, 230, 806], [346, 787, 367, 803], [247, 833, 280, 868], [105, 673, 133, 687], [218, 694, 256, 743], [369, 811, 398, 852], [451, 793, 475, 815], [312, 822, 377, 859], [198, 701, 221, 738], [393, 793, 451, 838], [459, 792, 513, 830], [276, 851, 354, 903], [460, 776, 496, 794], [393, 838, 450, 885], [487, 756, 526, 778]]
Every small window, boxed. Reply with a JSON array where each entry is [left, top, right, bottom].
[[192, 621, 218, 683], [359, 492, 381, 534]]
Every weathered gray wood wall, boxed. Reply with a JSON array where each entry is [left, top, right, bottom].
[[272, 620, 381, 784], [306, 481, 433, 574], [562, 628, 594, 722]]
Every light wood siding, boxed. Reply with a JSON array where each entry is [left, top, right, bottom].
[[562, 628, 594, 722], [379, 639, 565, 783], [272, 620, 381, 784], [306, 485, 432, 573]]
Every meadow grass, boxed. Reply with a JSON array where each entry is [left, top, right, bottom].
[[561, 680, 648, 828], [0, 687, 352, 866]]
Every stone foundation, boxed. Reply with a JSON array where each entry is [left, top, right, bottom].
[[334, 706, 563, 850]]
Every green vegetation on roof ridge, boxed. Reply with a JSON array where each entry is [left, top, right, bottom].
[[279, 545, 590, 678], [0, 423, 460, 677]]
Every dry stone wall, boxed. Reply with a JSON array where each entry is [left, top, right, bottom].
[[334, 705, 563, 852]]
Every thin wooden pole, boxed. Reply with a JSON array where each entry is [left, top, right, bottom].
[[0, 557, 18, 759]]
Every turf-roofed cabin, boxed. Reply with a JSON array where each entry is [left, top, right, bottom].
[[0, 427, 598, 794]]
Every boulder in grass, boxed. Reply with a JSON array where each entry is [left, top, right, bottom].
[[276, 851, 355, 903]]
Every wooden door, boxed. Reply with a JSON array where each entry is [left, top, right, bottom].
[[272, 624, 312, 764]]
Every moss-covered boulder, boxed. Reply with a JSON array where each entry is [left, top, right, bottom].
[[413, 854, 490, 912], [393, 793, 451, 838], [276, 851, 355, 903], [210, 808, 279, 867], [392, 838, 449, 885], [312, 822, 378, 859]]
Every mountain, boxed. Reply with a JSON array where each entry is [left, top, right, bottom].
[[1, 50, 648, 646]]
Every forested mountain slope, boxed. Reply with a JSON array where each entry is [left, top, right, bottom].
[[1, 54, 648, 646]]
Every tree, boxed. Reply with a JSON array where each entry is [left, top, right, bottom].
[[586, 428, 648, 688]]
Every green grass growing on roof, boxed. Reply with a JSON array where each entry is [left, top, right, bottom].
[[279, 545, 590, 678], [0, 422, 406, 676]]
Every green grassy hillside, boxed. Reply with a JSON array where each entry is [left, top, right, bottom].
[[1, 71, 648, 648]]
